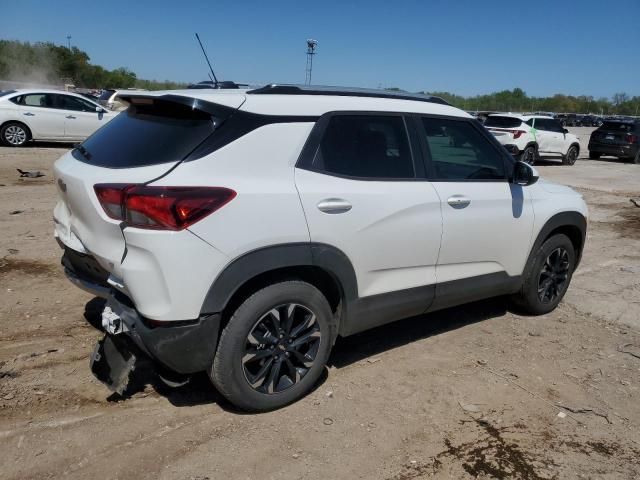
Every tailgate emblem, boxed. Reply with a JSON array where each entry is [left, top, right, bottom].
[[58, 179, 67, 192]]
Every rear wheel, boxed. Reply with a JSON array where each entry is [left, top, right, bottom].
[[511, 234, 576, 315], [1, 122, 30, 147], [588, 151, 600, 160], [211, 281, 333, 411], [519, 145, 537, 165], [633, 150, 640, 165], [563, 145, 579, 165]]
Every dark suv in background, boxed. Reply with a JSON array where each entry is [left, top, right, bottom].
[[588, 120, 640, 163]]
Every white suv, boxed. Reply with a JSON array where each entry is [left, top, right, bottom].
[[485, 114, 581, 165], [53, 86, 588, 410]]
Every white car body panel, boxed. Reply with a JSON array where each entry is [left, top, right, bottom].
[[431, 182, 535, 281], [295, 168, 442, 297]]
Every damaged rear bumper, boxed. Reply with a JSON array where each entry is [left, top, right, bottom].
[[61, 248, 221, 375]]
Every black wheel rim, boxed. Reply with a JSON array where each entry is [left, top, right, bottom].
[[568, 147, 577, 164], [523, 147, 535, 165], [537, 248, 570, 304], [242, 303, 321, 394]]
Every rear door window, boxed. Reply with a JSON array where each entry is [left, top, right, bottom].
[[311, 115, 415, 179], [73, 98, 222, 168]]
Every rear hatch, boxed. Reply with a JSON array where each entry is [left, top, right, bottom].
[[484, 116, 526, 143], [590, 121, 637, 146], [53, 92, 245, 279]]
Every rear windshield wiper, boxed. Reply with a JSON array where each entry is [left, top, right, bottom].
[[73, 144, 92, 160]]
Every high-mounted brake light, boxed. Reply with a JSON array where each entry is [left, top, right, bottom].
[[94, 184, 236, 230]]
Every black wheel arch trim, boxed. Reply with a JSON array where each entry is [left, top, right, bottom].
[[527, 211, 587, 270], [200, 242, 358, 317]]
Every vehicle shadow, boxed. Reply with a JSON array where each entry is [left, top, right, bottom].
[[84, 296, 509, 412], [329, 296, 508, 368]]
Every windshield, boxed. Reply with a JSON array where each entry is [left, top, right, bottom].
[[73, 98, 219, 168], [484, 116, 522, 128]]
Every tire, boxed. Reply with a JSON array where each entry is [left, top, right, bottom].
[[0, 122, 30, 147], [511, 234, 576, 315], [562, 145, 579, 165], [211, 281, 334, 411], [589, 151, 601, 160], [519, 145, 537, 165], [633, 150, 640, 165]]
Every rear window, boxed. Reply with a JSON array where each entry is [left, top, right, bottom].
[[72, 99, 219, 168], [600, 121, 635, 132], [484, 116, 522, 128]]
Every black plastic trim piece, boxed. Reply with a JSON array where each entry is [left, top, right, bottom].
[[527, 212, 587, 269], [186, 109, 318, 161], [201, 243, 315, 314], [248, 84, 450, 106], [428, 272, 521, 313]]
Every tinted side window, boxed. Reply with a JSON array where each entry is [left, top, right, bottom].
[[56, 95, 97, 112], [20, 93, 54, 108], [312, 115, 414, 179], [421, 117, 505, 181]]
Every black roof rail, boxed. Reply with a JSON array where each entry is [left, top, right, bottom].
[[247, 84, 450, 106]]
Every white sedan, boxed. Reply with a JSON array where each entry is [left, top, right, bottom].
[[0, 89, 118, 146]]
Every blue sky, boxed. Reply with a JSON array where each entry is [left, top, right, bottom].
[[1, 0, 638, 98]]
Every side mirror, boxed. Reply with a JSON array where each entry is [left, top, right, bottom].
[[562, 128, 569, 134], [96, 106, 106, 113], [512, 161, 539, 186]]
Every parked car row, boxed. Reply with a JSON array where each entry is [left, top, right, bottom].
[[555, 113, 604, 127]]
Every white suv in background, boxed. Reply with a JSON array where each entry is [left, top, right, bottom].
[[0, 89, 116, 146], [53, 85, 588, 410], [485, 114, 581, 165]]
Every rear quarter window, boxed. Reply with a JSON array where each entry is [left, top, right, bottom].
[[73, 99, 218, 168]]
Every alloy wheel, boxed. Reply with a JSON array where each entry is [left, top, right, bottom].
[[537, 247, 570, 304], [567, 147, 578, 165], [5, 125, 27, 145], [242, 303, 321, 394]]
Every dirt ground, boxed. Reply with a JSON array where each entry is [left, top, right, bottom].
[[1, 131, 639, 480]]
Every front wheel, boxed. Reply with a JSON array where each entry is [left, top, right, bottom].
[[519, 145, 537, 165], [563, 145, 579, 165], [211, 281, 334, 411], [511, 234, 576, 315]]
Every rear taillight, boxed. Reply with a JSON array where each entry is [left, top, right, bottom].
[[94, 184, 236, 230], [626, 134, 638, 144], [512, 130, 527, 139]]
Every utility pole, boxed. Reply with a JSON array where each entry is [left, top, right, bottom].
[[66, 35, 72, 50], [305, 39, 317, 85]]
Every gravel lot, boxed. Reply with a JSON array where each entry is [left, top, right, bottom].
[[1, 129, 639, 479]]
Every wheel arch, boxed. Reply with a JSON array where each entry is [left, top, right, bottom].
[[528, 212, 587, 271], [200, 243, 358, 338]]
